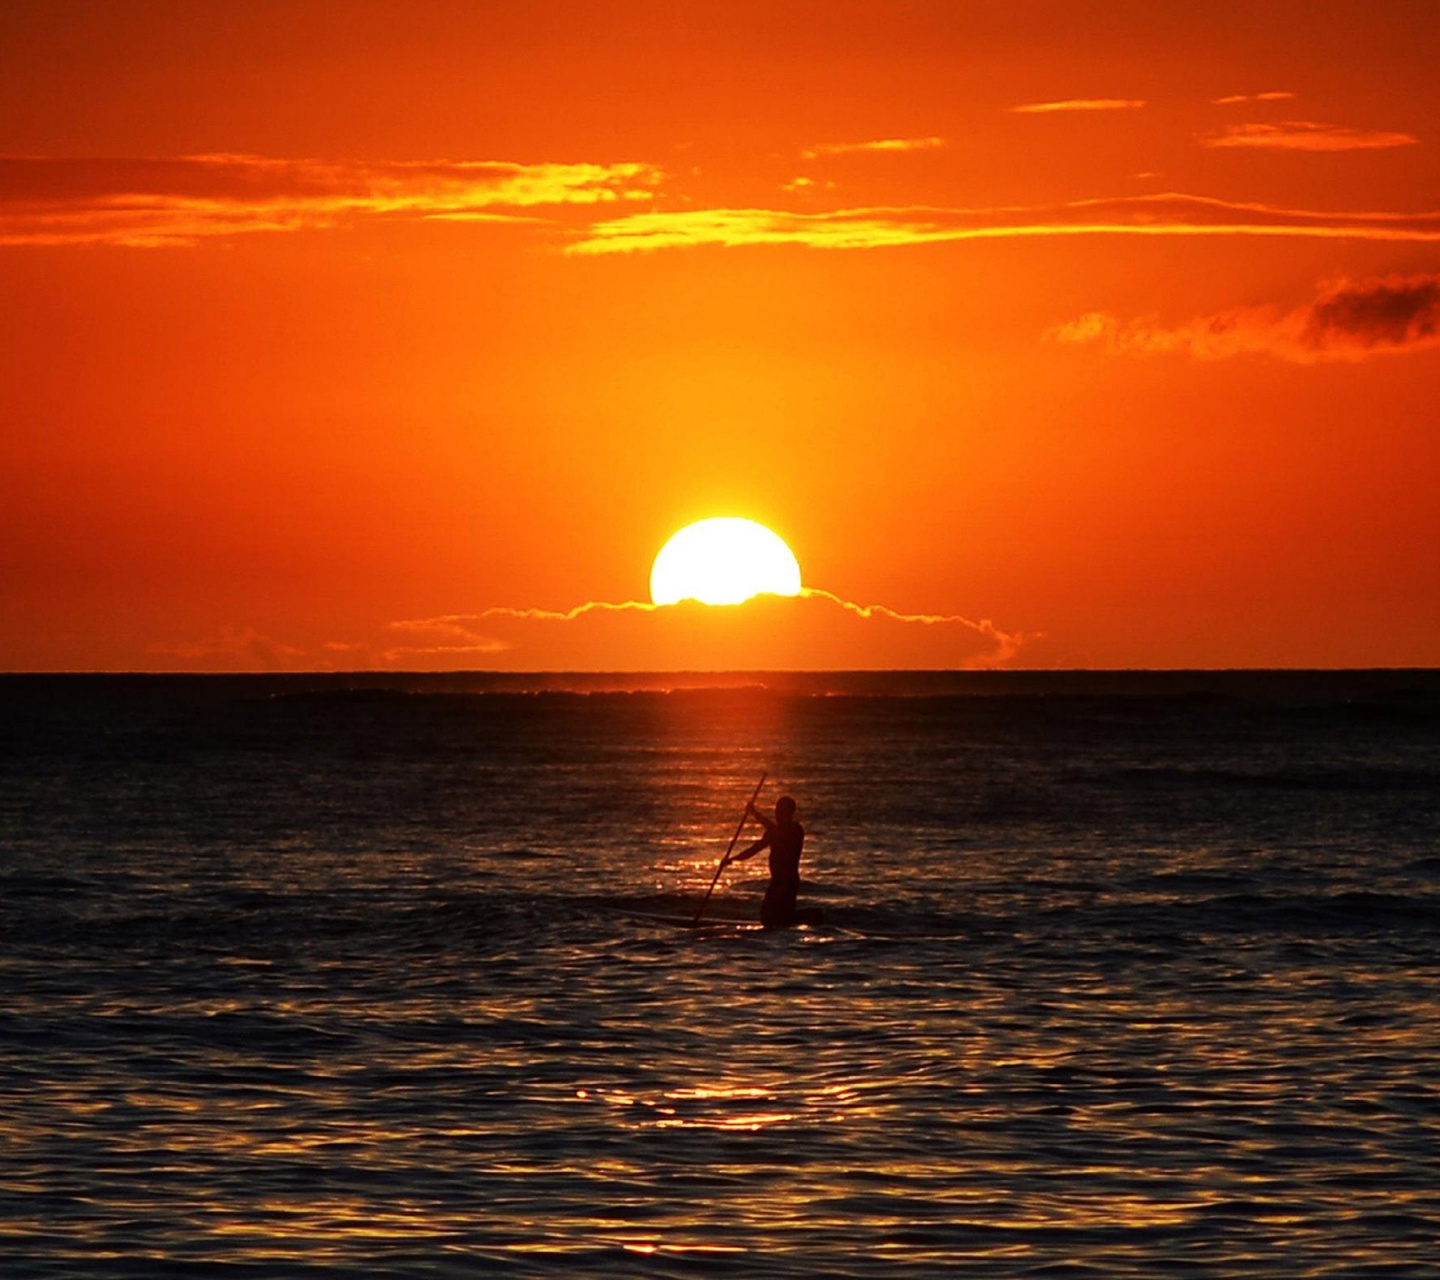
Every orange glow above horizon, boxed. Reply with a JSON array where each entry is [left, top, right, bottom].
[[1, 2, 1438, 671]]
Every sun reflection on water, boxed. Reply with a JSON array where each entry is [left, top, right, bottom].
[[4, 679, 1439, 1274]]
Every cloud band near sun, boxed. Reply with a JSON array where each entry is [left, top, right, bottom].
[[149, 593, 1023, 673], [379, 590, 1025, 671]]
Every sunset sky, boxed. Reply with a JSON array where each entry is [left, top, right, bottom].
[[3, 0, 1438, 671]]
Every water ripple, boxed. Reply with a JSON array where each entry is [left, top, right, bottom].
[[3, 678, 1439, 1275]]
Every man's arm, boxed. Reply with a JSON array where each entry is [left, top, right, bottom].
[[725, 833, 769, 866]]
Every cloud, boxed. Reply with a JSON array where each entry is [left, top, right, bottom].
[[801, 589, 1025, 664], [1300, 275, 1440, 351], [567, 193, 1440, 254], [569, 207, 961, 253], [380, 590, 1024, 671], [12, 152, 1435, 258], [0, 153, 662, 246], [1201, 121, 1419, 151], [145, 590, 1026, 672], [1011, 99, 1146, 114], [1048, 273, 1440, 363], [782, 176, 836, 194], [1211, 91, 1297, 105], [382, 616, 514, 663], [802, 137, 947, 159], [146, 625, 307, 670]]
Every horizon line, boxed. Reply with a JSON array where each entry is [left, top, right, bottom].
[[3, 667, 1436, 678]]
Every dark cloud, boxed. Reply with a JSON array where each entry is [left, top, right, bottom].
[[1299, 275, 1440, 352], [1050, 274, 1440, 363]]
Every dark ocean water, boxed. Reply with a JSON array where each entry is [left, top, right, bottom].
[[2, 671, 1438, 1277]]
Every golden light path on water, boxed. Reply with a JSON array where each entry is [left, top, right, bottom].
[[2, 674, 1438, 1274], [12, 936, 1429, 1269]]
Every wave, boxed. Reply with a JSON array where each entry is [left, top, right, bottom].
[[10, 880, 1434, 963], [1101, 765, 1440, 793]]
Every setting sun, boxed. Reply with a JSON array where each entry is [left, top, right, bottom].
[[6, 6, 1440, 1276], [650, 518, 803, 607]]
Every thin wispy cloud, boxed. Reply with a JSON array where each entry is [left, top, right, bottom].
[[0, 153, 661, 246], [383, 602, 687, 661], [1011, 98, 1146, 114], [1211, 91, 1297, 105], [12, 152, 1434, 258], [147, 625, 307, 669], [1048, 273, 1440, 363], [782, 176, 836, 194], [477, 600, 659, 622], [801, 589, 1024, 663], [567, 194, 1440, 255], [1202, 121, 1419, 151], [383, 617, 513, 662], [802, 137, 947, 159]]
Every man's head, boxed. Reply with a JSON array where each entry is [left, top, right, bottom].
[[776, 795, 797, 822]]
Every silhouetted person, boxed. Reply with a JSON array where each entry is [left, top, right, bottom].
[[724, 795, 814, 928]]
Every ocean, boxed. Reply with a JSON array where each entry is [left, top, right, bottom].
[[2, 671, 1438, 1277]]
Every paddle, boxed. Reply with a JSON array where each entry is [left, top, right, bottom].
[[693, 770, 767, 925]]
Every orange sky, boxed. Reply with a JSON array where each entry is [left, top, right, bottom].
[[3, 0, 1438, 671]]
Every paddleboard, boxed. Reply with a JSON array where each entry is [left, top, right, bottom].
[[627, 909, 836, 934], [628, 911, 763, 932]]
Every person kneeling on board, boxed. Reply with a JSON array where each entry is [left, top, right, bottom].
[[723, 795, 817, 928]]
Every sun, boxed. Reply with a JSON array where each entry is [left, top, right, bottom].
[[650, 518, 803, 606]]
